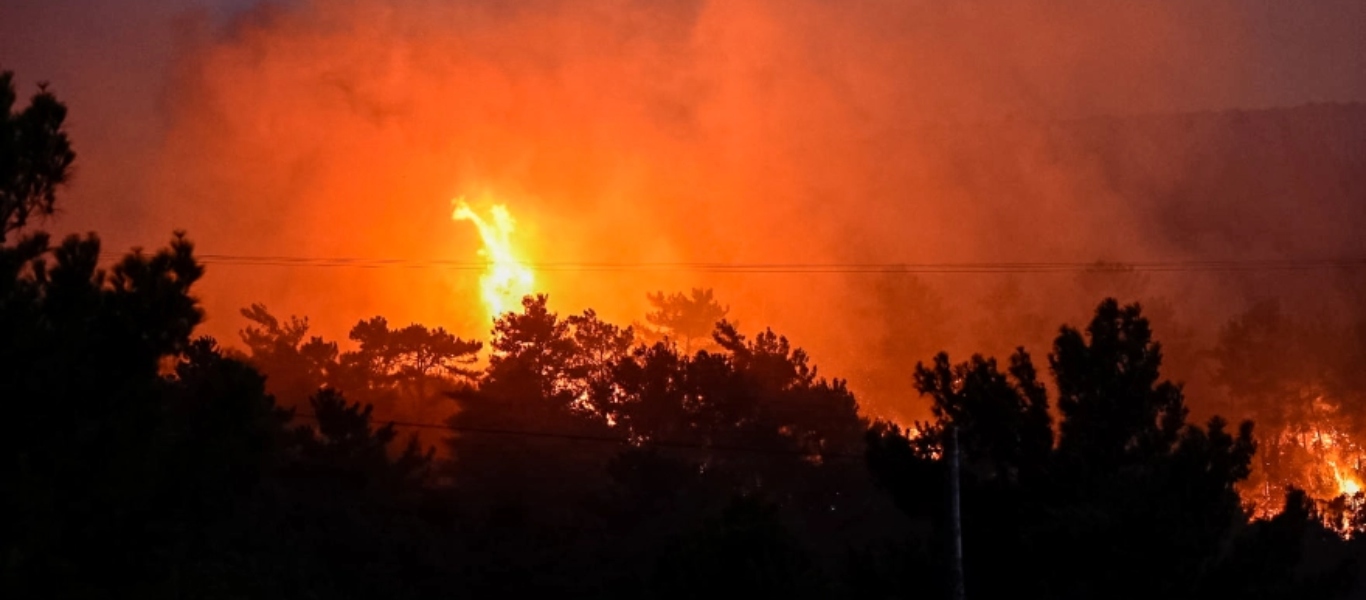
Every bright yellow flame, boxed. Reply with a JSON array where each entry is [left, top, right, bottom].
[[1334, 464, 1362, 497], [452, 198, 535, 324]]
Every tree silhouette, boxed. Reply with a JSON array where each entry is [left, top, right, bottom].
[[343, 316, 481, 412], [0, 226, 254, 593], [239, 303, 335, 408], [1202, 488, 1356, 599], [239, 305, 481, 429], [0, 78, 463, 596], [867, 298, 1262, 598], [1052, 299, 1191, 472], [642, 288, 729, 353], [0, 71, 74, 241], [913, 349, 1052, 484], [445, 295, 622, 512], [8, 67, 1366, 596], [653, 494, 820, 599], [291, 387, 433, 491]]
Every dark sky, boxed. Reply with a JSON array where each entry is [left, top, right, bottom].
[[4, 0, 1363, 114], [3, 0, 1362, 194]]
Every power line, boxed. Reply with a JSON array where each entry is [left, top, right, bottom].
[[115, 253, 1366, 274], [291, 411, 865, 460]]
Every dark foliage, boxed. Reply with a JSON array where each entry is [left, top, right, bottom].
[[863, 299, 1357, 600], [0, 71, 74, 242], [640, 287, 730, 352], [5, 71, 1366, 598]]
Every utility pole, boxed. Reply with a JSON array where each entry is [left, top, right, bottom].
[[948, 425, 966, 600]]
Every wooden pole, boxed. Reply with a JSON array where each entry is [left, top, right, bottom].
[[948, 425, 966, 600]]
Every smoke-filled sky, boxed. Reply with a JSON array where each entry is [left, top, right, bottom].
[[3, 0, 1366, 418]]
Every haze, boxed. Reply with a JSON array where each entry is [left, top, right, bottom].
[[3, 0, 1365, 419]]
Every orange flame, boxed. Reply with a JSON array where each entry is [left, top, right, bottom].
[[1239, 410, 1365, 529], [1334, 463, 1362, 497], [452, 198, 535, 325]]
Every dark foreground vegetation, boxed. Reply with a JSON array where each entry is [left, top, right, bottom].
[[6, 74, 1366, 599]]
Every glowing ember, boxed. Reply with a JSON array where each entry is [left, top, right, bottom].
[[1334, 464, 1362, 497], [452, 198, 535, 324]]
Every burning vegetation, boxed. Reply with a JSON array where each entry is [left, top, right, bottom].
[[452, 198, 536, 324], [1210, 300, 1366, 533], [5, 0, 1366, 597]]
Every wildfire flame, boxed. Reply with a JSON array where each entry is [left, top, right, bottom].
[[1239, 405, 1366, 534], [1310, 428, 1364, 500], [1334, 463, 1362, 497], [452, 198, 535, 324]]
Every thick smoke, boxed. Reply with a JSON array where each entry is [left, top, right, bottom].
[[4, 0, 1366, 420]]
